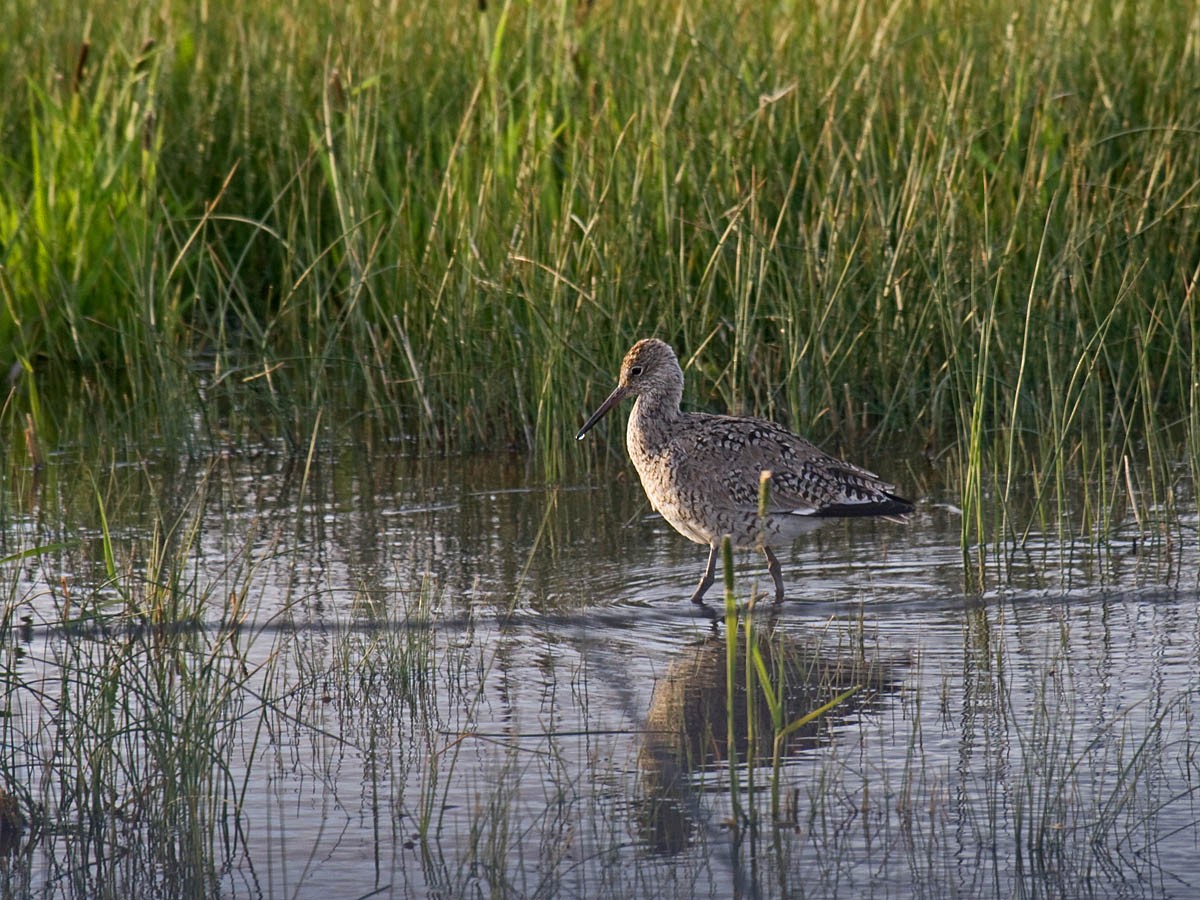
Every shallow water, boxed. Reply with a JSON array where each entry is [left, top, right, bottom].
[[3, 446, 1199, 898]]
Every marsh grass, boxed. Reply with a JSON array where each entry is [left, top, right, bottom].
[[2, 0, 1197, 541], [0, 453, 486, 896], [0, 457, 280, 895], [2, 591, 262, 895]]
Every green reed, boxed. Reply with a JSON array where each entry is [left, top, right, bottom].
[[0, 452, 460, 895], [2, 0, 1197, 559], [0, 492, 265, 895]]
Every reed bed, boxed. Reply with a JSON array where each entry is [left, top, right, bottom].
[[0, 455, 461, 897], [2, 0, 1199, 538]]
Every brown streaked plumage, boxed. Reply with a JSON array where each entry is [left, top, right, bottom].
[[576, 338, 913, 604]]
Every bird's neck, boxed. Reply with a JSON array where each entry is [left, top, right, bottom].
[[629, 391, 681, 453]]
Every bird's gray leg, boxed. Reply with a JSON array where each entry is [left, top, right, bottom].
[[689, 544, 719, 604], [763, 546, 785, 602]]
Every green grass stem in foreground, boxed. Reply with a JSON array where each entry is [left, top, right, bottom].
[[2, 0, 1198, 556], [0, 460, 459, 896]]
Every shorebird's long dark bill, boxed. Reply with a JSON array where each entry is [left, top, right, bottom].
[[575, 384, 632, 440]]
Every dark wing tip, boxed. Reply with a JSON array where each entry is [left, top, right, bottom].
[[814, 493, 915, 519]]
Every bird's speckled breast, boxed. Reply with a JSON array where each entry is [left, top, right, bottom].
[[627, 405, 738, 547], [627, 440, 717, 545]]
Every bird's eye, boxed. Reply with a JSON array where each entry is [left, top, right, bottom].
[[629, 365, 644, 377]]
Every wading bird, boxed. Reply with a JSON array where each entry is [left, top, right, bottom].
[[576, 339, 912, 603]]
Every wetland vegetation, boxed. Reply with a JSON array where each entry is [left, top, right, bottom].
[[2, 0, 1199, 896]]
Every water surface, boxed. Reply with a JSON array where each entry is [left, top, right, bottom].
[[2, 446, 1198, 898]]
